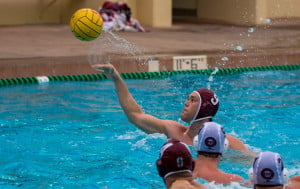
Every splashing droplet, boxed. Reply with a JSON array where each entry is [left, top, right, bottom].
[[248, 27, 255, 33], [236, 46, 243, 51], [207, 67, 219, 88], [221, 57, 229, 61]]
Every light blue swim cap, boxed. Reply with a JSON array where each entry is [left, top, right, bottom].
[[251, 151, 288, 186], [193, 122, 226, 155]]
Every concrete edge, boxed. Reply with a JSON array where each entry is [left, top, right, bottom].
[[1, 48, 300, 79]]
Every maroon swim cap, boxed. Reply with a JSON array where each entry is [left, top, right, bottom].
[[190, 88, 219, 124], [156, 139, 194, 179]]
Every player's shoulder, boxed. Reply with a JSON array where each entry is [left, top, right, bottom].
[[287, 176, 300, 189], [162, 119, 188, 138], [290, 175, 300, 181], [171, 180, 204, 189], [164, 119, 187, 129], [223, 171, 244, 182]]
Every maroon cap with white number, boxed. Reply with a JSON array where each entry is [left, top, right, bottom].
[[190, 88, 219, 124], [156, 139, 194, 179]]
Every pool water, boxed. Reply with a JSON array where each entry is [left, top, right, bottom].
[[0, 70, 299, 188]]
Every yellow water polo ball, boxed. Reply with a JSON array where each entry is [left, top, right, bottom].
[[70, 8, 103, 41]]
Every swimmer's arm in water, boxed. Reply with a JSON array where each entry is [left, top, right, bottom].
[[225, 134, 256, 165], [226, 134, 248, 151], [287, 175, 300, 189], [93, 64, 177, 135], [226, 134, 256, 155], [223, 148, 255, 166]]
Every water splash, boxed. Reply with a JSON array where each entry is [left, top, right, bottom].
[[248, 27, 255, 33], [266, 18, 271, 24], [203, 181, 250, 189], [221, 57, 229, 61], [88, 31, 148, 67], [236, 45, 243, 51], [207, 67, 219, 89]]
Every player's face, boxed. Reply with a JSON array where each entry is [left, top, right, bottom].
[[180, 92, 200, 123]]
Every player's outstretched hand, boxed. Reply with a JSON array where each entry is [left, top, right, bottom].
[[92, 64, 120, 81]]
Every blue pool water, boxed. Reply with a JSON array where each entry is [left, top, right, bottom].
[[0, 70, 299, 188]]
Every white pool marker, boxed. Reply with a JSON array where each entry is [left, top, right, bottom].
[[35, 76, 49, 84], [148, 58, 160, 72]]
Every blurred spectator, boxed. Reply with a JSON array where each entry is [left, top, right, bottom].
[[99, 1, 147, 32]]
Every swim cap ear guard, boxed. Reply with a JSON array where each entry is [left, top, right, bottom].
[[283, 168, 289, 185], [224, 137, 229, 152], [193, 135, 198, 151]]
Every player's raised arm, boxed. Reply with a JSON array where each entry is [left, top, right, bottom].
[[92, 64, 170, 134]]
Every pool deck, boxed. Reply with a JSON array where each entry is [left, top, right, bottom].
[[1, 21, 300, 79]]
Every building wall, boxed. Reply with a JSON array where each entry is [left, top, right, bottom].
[[173, 0, 197, 9], [175, 0, 300, 25], [0, 0, 101, 26], [136, 0, 172, 27], [0, 0, 61, 25], [172, 0, 197, 17], [0, 0, 299, 26], [265, 0, 300, 18], [0, 0, 171, 27], [61, 0, 101, 24], [255, 0, 300, 24], [196, 0, 257, 25]]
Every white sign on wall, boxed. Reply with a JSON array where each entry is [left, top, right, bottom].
[[147, 58, 160, 72], [173, 55, 207, 71]]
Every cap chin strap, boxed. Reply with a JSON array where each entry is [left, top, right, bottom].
[[190, 116, 212, 125], [164, 170, 192, 180], [190, 91, 202, 123], [190, 91, 213, 125]]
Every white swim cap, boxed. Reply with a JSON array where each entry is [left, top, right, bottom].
[[193, 122, 226, 155], [249, 151, 289, 187]]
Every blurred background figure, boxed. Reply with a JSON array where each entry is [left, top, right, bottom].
[[98, 1, 147, 32]]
